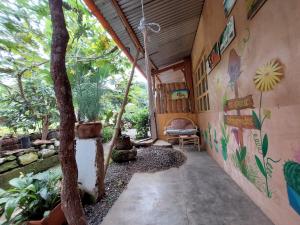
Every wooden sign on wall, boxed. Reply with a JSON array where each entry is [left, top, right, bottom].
[[224, 115, 256, 129], [224, 95, 254, 111]]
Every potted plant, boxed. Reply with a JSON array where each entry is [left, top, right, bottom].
[[0, 171, 65, 225], [74, 68, 108, 139]]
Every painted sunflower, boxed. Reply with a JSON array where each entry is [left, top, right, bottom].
[[253, 59, 283, 92]]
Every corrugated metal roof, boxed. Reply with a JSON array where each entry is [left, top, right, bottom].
[[94, 0, 204, 70]]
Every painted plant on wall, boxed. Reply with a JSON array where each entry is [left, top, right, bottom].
[[222, 49, 262, 191], [220, 123, 229, 161], [283, 149, 300, 215], [203, 123, 213, 150], [283, 159, 300, 215], [213, 128, 219, 153], [252, 59, 283, 198]]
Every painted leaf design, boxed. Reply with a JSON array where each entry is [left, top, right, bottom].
[[262, 134, 268, 158], [255, 155, 267, 178], [240, 146, 247, 161], [236, 149, 240, 162], [252, 110, 261, 130], [221, 138, 228, 161]]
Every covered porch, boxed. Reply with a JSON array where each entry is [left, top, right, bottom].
[[83, 0, 300, 225]]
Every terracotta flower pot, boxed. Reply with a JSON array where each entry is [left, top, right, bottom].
[[27, 203, 66, 225], [75, 121, 102, 139]]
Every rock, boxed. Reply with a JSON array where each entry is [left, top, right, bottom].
[[115, 135, 133, 150], [54, 140, 60, 147], [0, 148, 36, 157], [39, 149, 56, 159], [111, 147, 137, 163], [15, 148, 38, 156], [47, 130, 59, 140], [0, 137, 19, 146], [0, 160, 18, 173], [48, 145, 55, 150], [0, 155, 17, 164], [32, 139, 54, 146], [18, 152, 38, 165]]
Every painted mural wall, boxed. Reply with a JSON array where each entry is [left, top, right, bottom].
[[191, 0, 300, 225]]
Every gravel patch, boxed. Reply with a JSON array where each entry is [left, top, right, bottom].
[[84, 146, 186, 225]]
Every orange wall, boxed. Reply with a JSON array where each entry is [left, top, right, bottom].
[[191, 1, 300, 225]]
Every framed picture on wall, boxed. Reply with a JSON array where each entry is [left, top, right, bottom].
[[223, 0, 236, 17], [246, 0, 267, 19], [171, 89, 189, 100], [219, 16, 235, 54], [206, 42, 221, 74]]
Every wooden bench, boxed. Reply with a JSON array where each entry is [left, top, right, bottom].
[[164, 118, 198, 143]]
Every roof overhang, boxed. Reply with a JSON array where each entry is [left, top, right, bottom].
[[83, 0, 204, 75]]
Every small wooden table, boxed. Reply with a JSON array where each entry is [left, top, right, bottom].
[[179, 135, 200, 151]]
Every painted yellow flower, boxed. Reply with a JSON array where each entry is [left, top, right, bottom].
[[253, 59, 283, 92], [263, 109, 271, 119]]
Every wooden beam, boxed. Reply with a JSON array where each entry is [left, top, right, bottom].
[[83, 0, 146, 75], [110, 0, 158, 71], [152, 61, 185, 75]]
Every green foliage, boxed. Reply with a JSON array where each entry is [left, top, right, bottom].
[[203, 130, 208, 143], [262, 134, 268, 157], [231, 153, 259, 188], [0, 78, 58, 133], [220, 123, 229, 161], [102, 126, 114, 143], [252, 110, 261, 130], [255, 155, 267, 178], [132, 108, 149, 140], [284, 161, 300, 195], [0, 171, 61, 224], [0, 0, 131, 134], [235, 146, 248, 176], [213, 129, 219, 152]]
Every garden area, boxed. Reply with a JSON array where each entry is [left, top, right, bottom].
[[0, 0, 189, 224]]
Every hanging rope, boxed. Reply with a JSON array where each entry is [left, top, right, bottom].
[[138, 0, 161, 33]]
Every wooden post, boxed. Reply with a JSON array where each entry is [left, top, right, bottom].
[[184, 57, 195, 112], [166, 84, 171, 113], [156, 84, 161, 113], [142, 27, 158, 140], [104, 51, 140, 175]]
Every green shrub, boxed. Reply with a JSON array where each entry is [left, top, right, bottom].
[[102, 126, 114, 143], [133, 108, 149, 140], [0, 171, 61, 224]]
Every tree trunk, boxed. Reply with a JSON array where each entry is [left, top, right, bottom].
[[48, 1, 87, 224], [41, 115, 49, 140], [17, 73, 26, 101]]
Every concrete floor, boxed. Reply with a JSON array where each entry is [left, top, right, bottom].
[[101, 148, 273, 225]]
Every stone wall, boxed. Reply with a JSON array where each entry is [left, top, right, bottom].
[[0, 139, 60, 188]]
